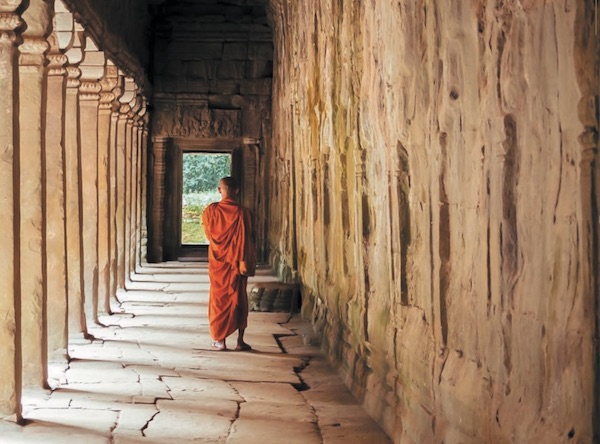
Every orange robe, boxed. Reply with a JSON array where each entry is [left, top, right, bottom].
[[202, 198, 254, 341]]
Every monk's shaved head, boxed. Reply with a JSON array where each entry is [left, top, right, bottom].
[[218, 176, 239, 199], [221, 176, 238, 190]]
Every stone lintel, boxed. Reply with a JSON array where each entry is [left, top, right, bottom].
[[172, 137, 245, 152]]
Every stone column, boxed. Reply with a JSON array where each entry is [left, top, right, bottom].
[[135, 106, 147, 269], [108, 75, 123, 304], [97, 64, 118, 315], [123, 110, 133, 280], [78, 36, 105, 325], [45, 46, 69, 359], [0, 2, 23, 419], [64, 30, 86, 338], [124, 106, 136, 283], [45, 0, 74, 366], [18, 0, 51, 388], [130, 119, 141, 275], [149, 136, 168, 263], [140, 117, 149, 265], [116, 103, 130, 288], [114, 76, 135, 287], [79, 78, 101, 324], [126, 101, 141, 278]]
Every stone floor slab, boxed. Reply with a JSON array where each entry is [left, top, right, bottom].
[[143, 398, 236, 442], [227, 418, 322, 444], [0, 421, 110, 444], [161, 376, 242, 402], [25, 408, 118, 436]]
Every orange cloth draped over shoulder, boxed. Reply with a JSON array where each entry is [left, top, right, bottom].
[[202, 198, 254, 341]]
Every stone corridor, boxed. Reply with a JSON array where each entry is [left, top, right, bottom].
[[0, 263, 389, 443], [0, 0, 598, 442]]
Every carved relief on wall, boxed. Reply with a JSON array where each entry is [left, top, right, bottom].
[[152, 101, 241, 138]]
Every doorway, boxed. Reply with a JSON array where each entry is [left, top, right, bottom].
[[181, 152, 231, 245], [160, 139, 250, 262]]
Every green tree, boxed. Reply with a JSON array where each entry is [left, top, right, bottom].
[[183, 153, 231, 193]]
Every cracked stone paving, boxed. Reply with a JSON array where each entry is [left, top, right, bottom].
[[0, 263, 390, 443]]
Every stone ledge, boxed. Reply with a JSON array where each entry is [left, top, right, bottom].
[[249, 282, 300, 313]]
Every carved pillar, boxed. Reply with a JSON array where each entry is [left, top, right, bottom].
[[0, 2, 23, 419], [127, 97, 142, 277], [78, 36, 105, 325], [116, 103, 130, 287], [135, 102, 147, 269], [64, 29, 86, 337], [108, 74, 123, 304], [140, 115, 149, 265], [116, 76, 135, 286], [44, 0, 73, 360], [18, 0, 51, 388], [124, 115, 133, 279], [45, 46, 69, 359], [124, 101, 136, 282], [97, 64, 118, 315], [131, 119, 141, 273], [149, 137, 168, 263]]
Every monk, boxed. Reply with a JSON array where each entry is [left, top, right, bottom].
[[202, 176, 255, 351]]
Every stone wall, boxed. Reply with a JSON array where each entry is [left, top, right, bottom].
[[268, 1, 599, 442]]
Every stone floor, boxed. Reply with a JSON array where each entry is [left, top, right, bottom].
[[0, 262, 391, 443]]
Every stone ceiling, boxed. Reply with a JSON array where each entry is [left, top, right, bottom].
[[149, 0, 272, 42]]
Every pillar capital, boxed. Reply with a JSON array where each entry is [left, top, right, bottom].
[[79, 79, 101, 101], [47, 53, 68, 76], [119, 103, 131, 117], [99, 63, 120, 110], [66, 65, 81, 88], [0, 12, 21, 40], [18, 36, 49, 66], [99, 92, 116, 109]]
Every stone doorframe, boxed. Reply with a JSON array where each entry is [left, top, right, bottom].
[[147, 136, 261, 263]]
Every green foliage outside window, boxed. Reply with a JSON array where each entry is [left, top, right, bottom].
[[182, 153, 231, 193]]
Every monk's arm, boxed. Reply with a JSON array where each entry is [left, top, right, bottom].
[[238, 208, 256, 276], [201, 207, 212, 242]]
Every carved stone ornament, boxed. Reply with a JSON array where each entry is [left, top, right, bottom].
[[0, 12, 21, 34], [99, 92, 115, 109], [79, 79, 101, 100], [66, 65, 81, 88], [48, 53, 68, 75], [18, 36, 48, 66], [153, 102, 241, 138], [19, 36, 49, 54]]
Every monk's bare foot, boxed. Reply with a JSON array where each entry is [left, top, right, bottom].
[[235, 342, 252, 351], [211, 340, 227, 351]]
